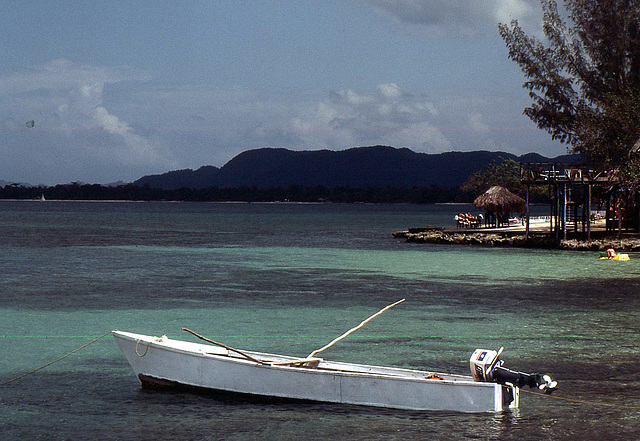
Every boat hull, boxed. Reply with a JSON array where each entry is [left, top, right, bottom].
[[113, 330, 518, 413]]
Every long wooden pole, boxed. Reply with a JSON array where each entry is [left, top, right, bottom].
[[307, 299, 406, 358], [182, 327, 268, 364]]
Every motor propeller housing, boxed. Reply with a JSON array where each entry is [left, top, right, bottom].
[[470, 348, 557, 394]]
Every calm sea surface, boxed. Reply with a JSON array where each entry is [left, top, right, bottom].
[[1, 201, 639, 440]]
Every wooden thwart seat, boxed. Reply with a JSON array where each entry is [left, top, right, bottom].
[[269, 357, 323, 368]]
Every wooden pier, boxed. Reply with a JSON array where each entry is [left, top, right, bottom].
[[519, 162, 634, 240]]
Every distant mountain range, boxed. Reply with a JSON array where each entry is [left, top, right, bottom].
[[134, 146, 581, 190]]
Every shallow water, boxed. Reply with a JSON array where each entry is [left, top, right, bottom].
[[1, 201, 639, 440]]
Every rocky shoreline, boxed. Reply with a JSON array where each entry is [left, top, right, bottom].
[[392, 227, 640, 251]]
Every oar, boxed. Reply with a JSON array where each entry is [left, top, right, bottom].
[[307, 298, 406, 359], [181, 327, 269, 365]]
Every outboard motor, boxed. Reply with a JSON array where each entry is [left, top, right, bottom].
[[470, 348, 557, 394]]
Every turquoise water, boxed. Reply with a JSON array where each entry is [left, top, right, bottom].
[[1, 201, 639, 440]]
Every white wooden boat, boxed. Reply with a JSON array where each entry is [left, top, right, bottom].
[[112, 330, 556, 413]]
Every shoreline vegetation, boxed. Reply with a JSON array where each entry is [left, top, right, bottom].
[[0, 182, 537, 205]]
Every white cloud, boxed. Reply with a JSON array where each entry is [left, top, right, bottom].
[[0, 59, 174, 181], [0, 59, 559, 185], [289, 83, 448, 152], [92, 106, 162, 165], [469, 112, 490, 134], [376, 83, 403, 99], [0, 59, 139, 97], [123, 81, 450, 158], [94, 106, 130, 136], [337, 88, 375, 106], [124, 81, 518, 162], [386, 121, 451, 152]]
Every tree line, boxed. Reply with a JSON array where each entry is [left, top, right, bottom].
[[0, 184, 475, 204], [0, 182, 479, 204], [0, 177, 556, 203]]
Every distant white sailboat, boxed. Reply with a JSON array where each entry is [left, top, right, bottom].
[[40, 194, 46, 202]]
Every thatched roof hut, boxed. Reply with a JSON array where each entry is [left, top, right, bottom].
[[473, 185, 525, 215]]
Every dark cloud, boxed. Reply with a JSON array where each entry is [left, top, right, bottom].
[[362, 0, 541, 37]]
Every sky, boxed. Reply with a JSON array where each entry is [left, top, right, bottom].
[[0, 0, 569, 185]]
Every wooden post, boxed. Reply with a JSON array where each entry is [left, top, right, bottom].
[[552, 185, 555, 238], [525, 184, 530, 240], [617, 193, 622, 239], [553, 182, 560, 239], [587, 184, 591, 241], [563, 183, 568, 241]]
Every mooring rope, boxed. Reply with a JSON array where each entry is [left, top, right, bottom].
[[0, 330, 113, 386], [522, 388, 640, 410], [135, 339, 151, 357]]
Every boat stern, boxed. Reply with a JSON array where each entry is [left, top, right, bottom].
[[497, 383, 519, 411]]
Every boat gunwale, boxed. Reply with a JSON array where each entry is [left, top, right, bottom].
[[112, 330, 489, 387]]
